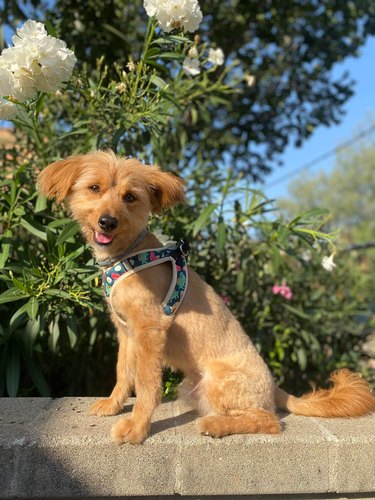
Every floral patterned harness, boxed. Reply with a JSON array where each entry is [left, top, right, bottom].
[[103, 241, 189, 322]]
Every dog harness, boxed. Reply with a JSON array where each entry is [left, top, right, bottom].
[[102, 240, 189, 321]]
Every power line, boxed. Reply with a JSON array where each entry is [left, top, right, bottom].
[[265, 123, 375, 190]]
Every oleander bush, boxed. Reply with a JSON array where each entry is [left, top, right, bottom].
[[0, 4, 373, 397]]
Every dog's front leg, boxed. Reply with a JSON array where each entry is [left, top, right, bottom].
[[90, 329, 135, 416], [111, 322, 168, 444]]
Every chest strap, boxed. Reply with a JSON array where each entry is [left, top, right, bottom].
[[103, 241, 189, 317]]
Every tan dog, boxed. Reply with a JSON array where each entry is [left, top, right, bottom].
[[38, 150, 375, 444]]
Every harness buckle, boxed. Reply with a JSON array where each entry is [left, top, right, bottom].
[[179, 239, 190, 257]]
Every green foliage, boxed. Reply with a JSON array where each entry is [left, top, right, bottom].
[[1, 7, 373, 397], [3, 0, 375, 178], [279, 136, 375, 299]]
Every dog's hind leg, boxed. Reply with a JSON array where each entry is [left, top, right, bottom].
[[90, 329, 136, 416], [197, 408, 281, 437], [195, 356, 281, 437]]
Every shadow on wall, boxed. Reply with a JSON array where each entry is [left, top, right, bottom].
[[0, 396, 197, 497]]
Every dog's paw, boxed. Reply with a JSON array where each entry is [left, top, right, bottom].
[[111, 417, 149, 444], [89, 398, 122, 416], [196, 416, 223, 438]]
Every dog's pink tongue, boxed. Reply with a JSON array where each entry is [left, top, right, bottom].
[[95, 232, 113, 244]]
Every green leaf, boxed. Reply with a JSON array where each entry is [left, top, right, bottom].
[[34, 194, 48, 213], [150, 74, 167, 89], [22, 355, 50, 397], [152, 52, 185, 61], [57, 128, 89, 140], [44, 289, 72, 300], [296, 347, 307, 370], [56, 221, 80, 245], [24, 318, 40, 354], [49, 319, 60, 352], [66, 318, 78, 348], [26, 297, 39, 321], [236, 270, 245, 293], [166, 34, 191, 44], [10, 302, 30, 331], [0, 229, 12, 269], [102, 22, 129, 43], [270, 244, 280, 273], [0, 287, 28, 304], [145, 47, 161, 59], [45, 20, 57, 37], [192, 203, 219, 236], [216, 220, 226, 252], [283, 304, 311, 320], [20, 216, 47, 240], [6, 343, 20, 397], [48, 217, 74, 229]]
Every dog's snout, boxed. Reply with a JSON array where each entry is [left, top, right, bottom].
[[98, 214, 118, 232]]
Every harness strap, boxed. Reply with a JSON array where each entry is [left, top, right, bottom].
[[103, 243, 188, 324]]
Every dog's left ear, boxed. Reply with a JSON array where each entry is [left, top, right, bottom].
[[37, 155, 84, 204], [148, 167, 185, 214]]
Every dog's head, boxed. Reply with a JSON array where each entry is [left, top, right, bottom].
[[37, 151, 185, 257]]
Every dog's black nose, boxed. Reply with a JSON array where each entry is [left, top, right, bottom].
[[98, 215, 118, 232]]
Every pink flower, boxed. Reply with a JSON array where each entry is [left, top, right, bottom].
[[221, 295, 230, 305], [272, 283, 293, 300]]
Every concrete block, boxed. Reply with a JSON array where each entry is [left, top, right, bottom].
[[1, 397, 375, 497], [1, 398, 179, 497], [312, 415, 375, 494], [176, 411, 331, 496]]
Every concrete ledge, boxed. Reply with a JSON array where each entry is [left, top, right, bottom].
[[0, 397, 374, 498]]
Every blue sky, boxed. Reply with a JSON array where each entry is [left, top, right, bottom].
[[260, 36, 375, 203]]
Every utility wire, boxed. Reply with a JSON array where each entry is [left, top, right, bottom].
[[265, 123, 375, 190], [341, 241, 375, 252]]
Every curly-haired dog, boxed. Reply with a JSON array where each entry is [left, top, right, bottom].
[[38, 151, 375, 444]]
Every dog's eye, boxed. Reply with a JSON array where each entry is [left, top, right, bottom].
[[123, 193, 136, 203], [89, 185, 100, 193]]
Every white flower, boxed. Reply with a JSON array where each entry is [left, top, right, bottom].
[[208, 47, 224, 66], [182, 56, 200, 76], [0, 100, 17, 120], [301, 249, 312, 262], [144, 0, 203, 33], [321, 253, 336, 272], [0, 66, 13, 96], [73, 20, 84, 33], [244, 74, 256, 87], [188, 46, 198, 58], [12, 20, 47, 45], [126, 60, 136, 72], [115, 82, 127, 94], [0, 20, 76, 102]]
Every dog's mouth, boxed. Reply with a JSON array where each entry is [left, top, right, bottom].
[[93, 230, 114, 246]]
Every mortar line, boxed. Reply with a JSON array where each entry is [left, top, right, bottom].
[[171, 400, 183, 495], [311, 418, 339, 493], [9, 444, 22, 497]]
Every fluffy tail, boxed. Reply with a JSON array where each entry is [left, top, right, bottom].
[[275, 369, 375, 418]]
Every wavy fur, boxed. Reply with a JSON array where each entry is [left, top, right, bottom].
[[275, 369, 375, 418]]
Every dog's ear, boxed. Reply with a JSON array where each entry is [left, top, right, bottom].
[[148, 168, 185, 214], [37, 155, 84, 204]]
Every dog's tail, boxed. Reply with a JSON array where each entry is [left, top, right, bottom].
[[275, 369, 375, 418]]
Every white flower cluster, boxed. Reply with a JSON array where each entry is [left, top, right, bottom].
[[183, 46, 224, 77], [0, 20, 76, 118], [144, 0, 203, 33]]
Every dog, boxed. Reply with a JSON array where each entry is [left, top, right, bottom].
[[37, 150, 375, 444]]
